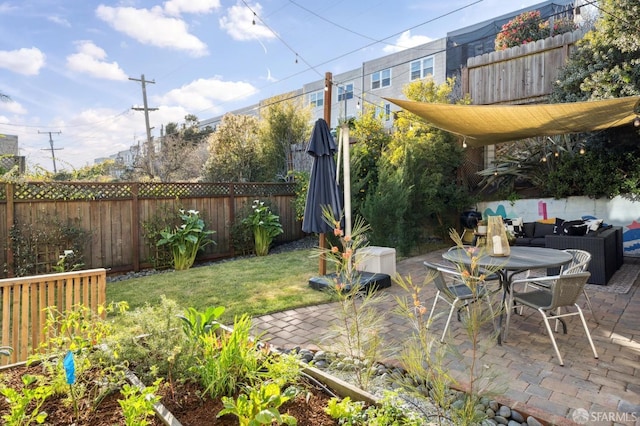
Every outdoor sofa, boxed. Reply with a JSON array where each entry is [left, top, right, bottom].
[[513, 220, 623, 285]]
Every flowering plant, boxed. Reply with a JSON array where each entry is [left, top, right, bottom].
[[495, 10, 576, 51], [319, 206, 371, 289], [157, 209, 216, 270], [242, 200, 283, 256]]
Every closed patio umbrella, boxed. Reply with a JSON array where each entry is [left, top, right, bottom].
[[302, 119, 343, 275], [302, 118, 343, 234]]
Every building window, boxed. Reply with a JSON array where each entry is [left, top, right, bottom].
[[338, 83, 354, 102], [371, 68, 391, 89], [309, 91, 324, 107], [410, 57, 434, 80], [375, 103, 391, 121]]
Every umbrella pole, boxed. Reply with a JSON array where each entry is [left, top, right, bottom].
[[319, 233, 326, 275]]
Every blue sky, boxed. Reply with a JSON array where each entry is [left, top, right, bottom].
[[0, 0, 545, 171]]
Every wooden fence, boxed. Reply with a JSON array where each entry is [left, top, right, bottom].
[[462, 29, 585, 105], [0, 268, 106, 365], [0, 182, 304, 277]]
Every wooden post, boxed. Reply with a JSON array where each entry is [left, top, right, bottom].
[[131, 183, 140, 272], [319, 71, 333, 276], [6, 183, 14, 277]]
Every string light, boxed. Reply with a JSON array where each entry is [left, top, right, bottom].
[[634, 116, 640, 127], [252, 12, 256, 25], [579, 146, 586, 155], [462, 137, 467, 148]]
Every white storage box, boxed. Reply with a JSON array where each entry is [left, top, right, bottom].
[[356, 246, 396, 277]]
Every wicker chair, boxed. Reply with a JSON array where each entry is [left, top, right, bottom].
[[423, 260, 495, 343], [504, 272, 598, 366]]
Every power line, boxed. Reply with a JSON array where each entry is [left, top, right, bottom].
[[129, 74, 159, 177]]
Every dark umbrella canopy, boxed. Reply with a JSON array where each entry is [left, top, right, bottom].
[[302, 118, 343, 234]]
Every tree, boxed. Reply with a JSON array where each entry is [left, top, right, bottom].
[[551, 0, 640, 102], [350, 103, 392, 220], [259, 95, 311, 181], [203, 114, 264, 182], [132, 114, 212, 182]]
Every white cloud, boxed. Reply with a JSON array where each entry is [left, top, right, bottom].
[[0, 99, 27, 115], [0, 3, 17, 13], [66, 41, 128, 81], [96, 5, 208, 57], [219, 2, 275, 41], [383, 30, 432, 53], [0, 47, 46, 75], [48, 15, 71, 27], [155, 77, 258, 112], [163, 0, 220, 16]]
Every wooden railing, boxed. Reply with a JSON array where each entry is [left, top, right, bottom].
[[0, 268, 106, 365]]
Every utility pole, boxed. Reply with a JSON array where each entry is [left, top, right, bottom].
[[129, 74, 158, 176], [38, 130, 62, 173]]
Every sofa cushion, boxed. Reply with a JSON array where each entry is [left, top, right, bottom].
[[533, 222, 556, 238], [560, 220, 588, 236], [523, 222, 536, 238]]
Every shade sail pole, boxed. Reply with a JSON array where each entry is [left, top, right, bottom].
[[319, 71, 333, 275], [341, 123, 352, 236]]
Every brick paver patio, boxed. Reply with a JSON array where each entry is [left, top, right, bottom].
[[252, 249, 640, 426]]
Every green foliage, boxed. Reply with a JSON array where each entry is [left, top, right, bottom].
[[0, 374, 52, 426], [350, 104, 393, 218], [242, 200, 284, 256], [177, 305, 225, 341], [51, 249, 84, 273], [119, 379, 162, 426], [157, 209, 216, 270], [218, 382, 298, 426], [495, 10, 576, 51], [198, 314, 269, 398], [288, 170, 309, 222], [108, 297, 189, 385], [551, 0, 640, 102], [230, 201, 260, 256], [259, 95, 311, 181], [203, 114, 265, 182], [361, 158, 411, 253], [4, 215, 90, 278], [325, 393, 420, 426], [141, 204, 177, 269]]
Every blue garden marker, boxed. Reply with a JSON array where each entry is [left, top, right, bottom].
[[63, 351, 75, 385]]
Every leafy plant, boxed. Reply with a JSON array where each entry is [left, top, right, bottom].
[[197, 314, 269, 398], [0, 374, 52, 426], [51, 250, 84, 273], [218, 381, 298, 426], [119, 378, 162, 426], [242, 200, 284, 256], [177, 305, 225, 341], [157, 209, 216, 270], [288, 170, 309, 222]]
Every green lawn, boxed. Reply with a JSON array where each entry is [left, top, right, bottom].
[[106, 248, 335, 323]]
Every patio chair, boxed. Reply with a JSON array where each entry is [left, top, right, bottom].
[[519, 249, 597, 324], [504, 272, 598, 366], [423, 260, 496, 343]]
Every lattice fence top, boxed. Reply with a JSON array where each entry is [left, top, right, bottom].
[[2, 182, 296, 201]]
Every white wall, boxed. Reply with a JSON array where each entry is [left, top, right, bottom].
[[478, 195, 640, 257]]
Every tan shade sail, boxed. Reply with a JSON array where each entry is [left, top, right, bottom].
[[385, 96, 640, 147]]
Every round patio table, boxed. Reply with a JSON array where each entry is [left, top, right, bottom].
[[442, 246, 573, 344]]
